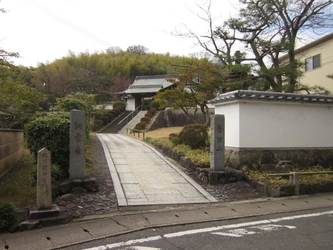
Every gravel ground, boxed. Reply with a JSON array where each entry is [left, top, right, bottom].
[[56, 135, 118, 218]]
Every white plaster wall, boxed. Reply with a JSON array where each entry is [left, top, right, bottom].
[[214, 103, 240, 148], [95, 104, 113, 109], [126, 98, 136, 111], [215, 100, 333, 149]]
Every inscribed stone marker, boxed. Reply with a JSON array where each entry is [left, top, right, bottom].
[[69, 110, 86, 179], [37, 148, 52, 210], [210, 114, 225, 171]]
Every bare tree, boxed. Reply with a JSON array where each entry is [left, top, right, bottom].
[[175, 1, 237, 66], [180, 0, 333, 92], [126, 45, 149, 54]]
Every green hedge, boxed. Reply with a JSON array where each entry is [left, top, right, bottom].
[[178, 124, 208, 149], [0, 202, 16, 231], [56, 97, 88, 113], [112, 101, 126, 109], [25, 112, 70, 181]]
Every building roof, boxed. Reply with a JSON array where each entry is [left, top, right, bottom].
[[124, 75, 177, 95], [279, 32, 333, 61], [208, 90, 333, 105]]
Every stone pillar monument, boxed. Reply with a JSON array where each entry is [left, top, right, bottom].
[[37, 148, 52, 210], [210, 114, 225, 171], [69, 110, 86, 179], [22, 148, 60, 229]]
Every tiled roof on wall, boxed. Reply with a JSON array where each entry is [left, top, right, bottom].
[[208, 90, 333, 104]]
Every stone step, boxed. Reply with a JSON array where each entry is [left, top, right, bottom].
[[99, 111, 134, 133]]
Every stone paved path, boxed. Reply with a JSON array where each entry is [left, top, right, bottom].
[[56, 135, 260, 219], [97, 133, 217, 206]]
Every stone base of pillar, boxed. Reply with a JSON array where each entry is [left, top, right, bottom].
[[19, 204, 66, 231], [209, 168, 246, 185], [28, 204, 60, 219], [209, 171, 227, 185]]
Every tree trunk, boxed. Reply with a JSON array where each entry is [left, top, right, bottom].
[[287, 36, 297, 93]]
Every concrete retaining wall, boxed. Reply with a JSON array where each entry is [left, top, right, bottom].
[[0, 129, 24, 177]]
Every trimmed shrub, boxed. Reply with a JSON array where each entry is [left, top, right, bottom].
[[145, 112, 153, 118], [0, 202, 16, 231], [25, 112, 70, 181], [169, 133, 178, 140], [100, 115, 110, 125], [150, 101, 160, 110], [141, 117, 150, 123], [170, 137, 181, 146], [56, 97, 91, 138], [149, 108, 157, 114], [134, 122, 146, 130], [178, 124, 209, 149], [94, 92, 112, 104], [113, 107, 123, 115], [113, 101, 126, 109], [94, 119, 104, 128], [115, 105, 125, 112], [56, 97, 88, 113], [104, 112, 114, 121], [91, 120, 104, 131], [110, 110, 118, 117]]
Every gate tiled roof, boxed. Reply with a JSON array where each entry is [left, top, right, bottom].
[[124, 75, 177, 94]]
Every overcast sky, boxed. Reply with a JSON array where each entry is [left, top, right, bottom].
[[1, 0, 238, 67]]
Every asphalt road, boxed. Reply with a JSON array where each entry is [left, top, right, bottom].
[[61, 207, 333, 250]]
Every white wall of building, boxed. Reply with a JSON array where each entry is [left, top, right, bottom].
[[214, 100, 333, 149], [279, 33, 333, 94], [297, 39, 333, 93], [126, 98, 136, 111]]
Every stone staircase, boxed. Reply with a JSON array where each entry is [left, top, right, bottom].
[[99, 111, 137, 133], [118, 111, 147, 134]]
